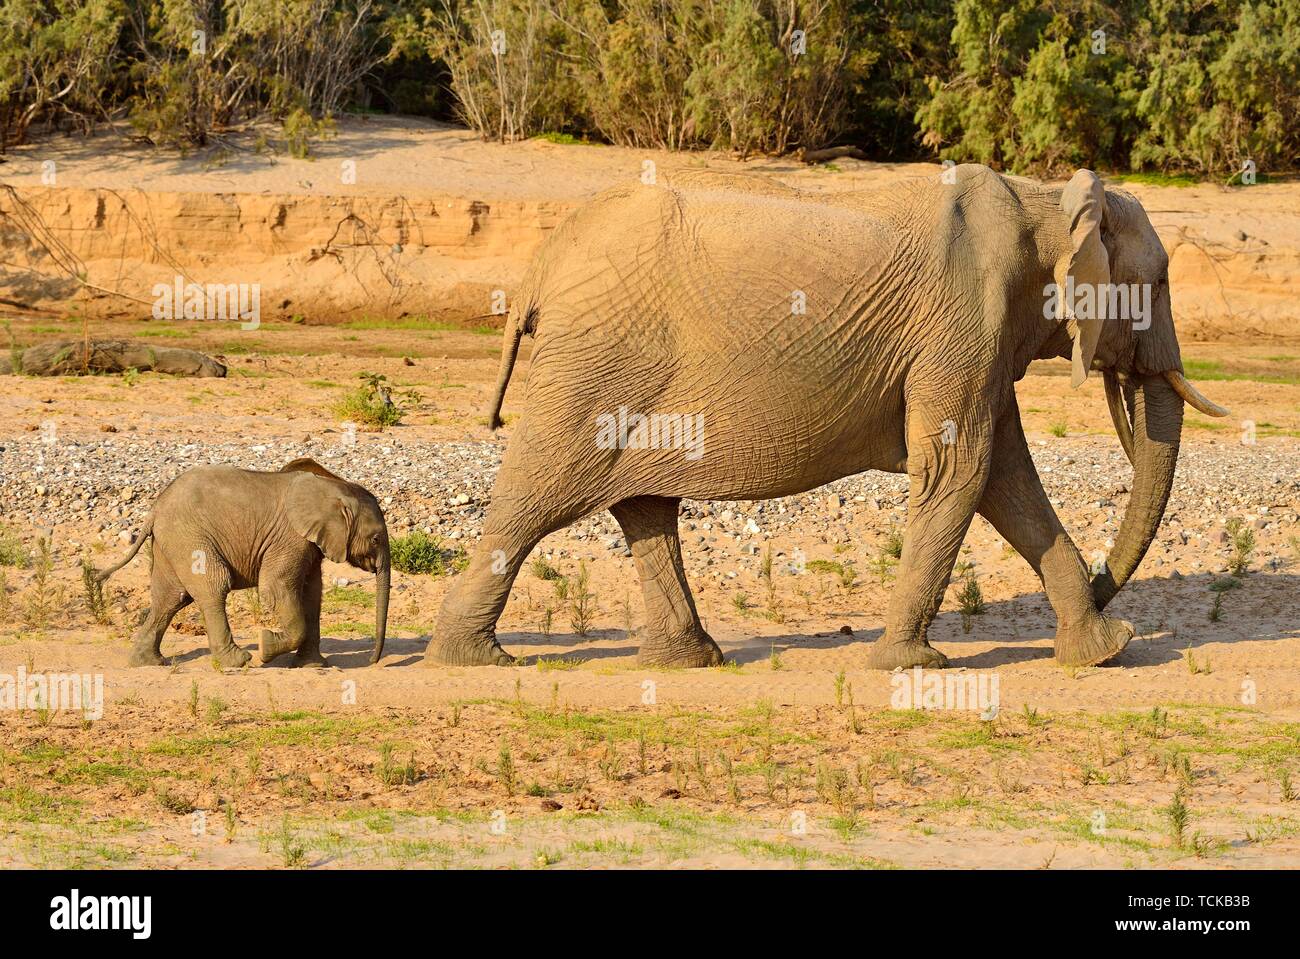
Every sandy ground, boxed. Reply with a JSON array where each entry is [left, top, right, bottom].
[[1, 315, 1298, 868]]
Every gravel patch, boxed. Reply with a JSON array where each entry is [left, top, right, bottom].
[[2, 433, 1296, 560]]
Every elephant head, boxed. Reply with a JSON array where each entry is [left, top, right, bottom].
[[283, 458, 391, 663], [1047, 170, 1229, 609]]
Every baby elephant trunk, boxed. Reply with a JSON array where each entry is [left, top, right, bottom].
[[371, 551, 390, 665]]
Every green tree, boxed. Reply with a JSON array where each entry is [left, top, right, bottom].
[[0, 0, 124, 151]]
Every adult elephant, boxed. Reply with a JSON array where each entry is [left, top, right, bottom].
[[425, 165, 1227, 671]]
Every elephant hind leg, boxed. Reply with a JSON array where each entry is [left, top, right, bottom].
[[611, 496, 723, 669], [128, 575, 191, 667], [425, 481, 594, 668], [196, 586, 251, 670]]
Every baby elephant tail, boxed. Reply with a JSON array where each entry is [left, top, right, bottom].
[[94, 515, 154, 584]]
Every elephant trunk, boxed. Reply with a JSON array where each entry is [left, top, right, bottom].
[[1092, 373, 1183, 609], [371, 550, 390, 665]]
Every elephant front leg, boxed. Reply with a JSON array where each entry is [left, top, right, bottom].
[[611, 496, 723, 668], [424, 501, 575, 666], [258, 558, 327, 666], [977, 409, 1133, 667], [425, 424, 599, 667], [867, 398, 993, 670], [290, 571, 327, 666], [423, 534, 525, 667]]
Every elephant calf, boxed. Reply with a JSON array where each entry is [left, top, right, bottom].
[[97, 458, 390, 668]]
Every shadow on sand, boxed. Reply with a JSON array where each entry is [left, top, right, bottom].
[[185, 570, 1297, 672]]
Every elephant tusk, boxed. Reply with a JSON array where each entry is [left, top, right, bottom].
[[1104, 371, 1135, 466], [1164, 370, 1230, 417]]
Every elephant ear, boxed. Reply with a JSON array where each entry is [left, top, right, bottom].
[[1056, 169, 1111, 388], [281, 457, 346, 481], [285, 475, 354, 563]]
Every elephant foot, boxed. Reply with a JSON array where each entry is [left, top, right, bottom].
[[637, 627, 725, 669], [292, 648, 329, 668], [867, 639, 950, 671], [258, 628, 298, 664], [1054, 614, 1133, 668], [423, 634, 515, 667], [211, 644, 252, 669], [127, 645, 166, 667]]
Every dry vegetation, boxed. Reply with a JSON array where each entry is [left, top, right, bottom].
[[3, 697, 1298, 869]]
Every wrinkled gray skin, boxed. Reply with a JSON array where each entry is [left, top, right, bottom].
[[98, 458, 390, 668], [428, 164, 1228, 671]]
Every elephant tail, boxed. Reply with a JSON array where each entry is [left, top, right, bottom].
[[94, 515, 154, 583], [485, 302, 535, 431]]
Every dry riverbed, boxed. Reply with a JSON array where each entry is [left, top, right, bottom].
[[1, 318, 1298, 868]]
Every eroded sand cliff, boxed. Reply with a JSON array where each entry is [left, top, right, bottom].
[[1, 116, 1297, 337]]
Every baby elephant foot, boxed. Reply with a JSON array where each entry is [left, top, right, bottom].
[[127, 645, 166, 667], [292, 647, 329, 668], [867, 639, 950, 670], [258, 629, 297, 664], [637, 627, 725, 669], [211, 644, 252, 669], [1055, 614, 1133, 668]]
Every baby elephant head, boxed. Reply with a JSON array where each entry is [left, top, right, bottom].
[[282, 458, 390, 664]]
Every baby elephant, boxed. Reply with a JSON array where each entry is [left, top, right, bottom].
[[97, 458, 390, 668]]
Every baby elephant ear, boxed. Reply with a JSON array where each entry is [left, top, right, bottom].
[[1056, 169, 1111, 388], [281, 457, 345, 481], [286, 475, 354, 563]]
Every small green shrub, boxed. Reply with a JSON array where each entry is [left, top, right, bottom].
[[332, 373, 418, 430], [389, 531, 465, 575], [530, 556, 562, 580], [568, 561, 596, 637], [282, 107, 336, 158], [1224, 518, 1255, 576], [80, 556, 110, 624], [957, 569, 985, 633], [0, 525, 30, 568], [882, 524, 905, 560]]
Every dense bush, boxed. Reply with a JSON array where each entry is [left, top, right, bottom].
[[399, 0, 580, 141], [1, 0, 399, 152], [916, 0, 1300, 177], [1, 0, 1296, 176], [0, 0, 123, 151]]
